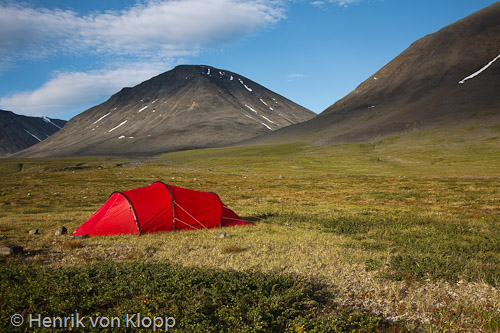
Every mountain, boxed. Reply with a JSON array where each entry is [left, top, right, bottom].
[[16, 65, 314, 157], [249, 2, 500, 146], [0, 110, 66, 155]]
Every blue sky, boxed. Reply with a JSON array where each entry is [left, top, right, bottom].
[[0, 0, 497, 120]]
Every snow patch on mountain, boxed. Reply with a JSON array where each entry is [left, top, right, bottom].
[[260, 115, 275, 124], [459, 54, 500, 84], [94, 112, 110, 124], [24, 129, 41, 142], [42, 116, 62, 129], [238, 78, 252, 92], [245, 105, 258, 113], [108, 120, 128, 132]]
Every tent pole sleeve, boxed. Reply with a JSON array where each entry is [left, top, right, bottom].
[[154, 182, 176, 231], [112, 191, 141, 235]]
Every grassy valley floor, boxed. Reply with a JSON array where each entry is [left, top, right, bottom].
[[1, 133, 499, 331]]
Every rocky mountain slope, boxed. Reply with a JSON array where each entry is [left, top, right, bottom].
[[17, 65, 314, 157], [249, 2, 500, 145], [0, 110, 66, 155]]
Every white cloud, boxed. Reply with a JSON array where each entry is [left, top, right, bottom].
[[310, 1, 326, 8], [85, 0, 285, 56], [0, 63, 170, 118], [0, 5, 82, 63], [287, 73, 305, 81], [329, 0, 360, 7], [0, 0, 286, 118], [309, 0, 360, 8], [0, 0, 285, 64]]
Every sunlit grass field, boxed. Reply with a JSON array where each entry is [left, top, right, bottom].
[[1, 131, 499, 331]]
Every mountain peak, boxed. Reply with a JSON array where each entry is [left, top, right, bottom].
[[247, 2, 500, 146], [15, 66, 315, 157], [0, 110, 66, 155]]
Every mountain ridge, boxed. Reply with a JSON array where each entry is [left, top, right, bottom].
[[0, 110, 66, 155], [245, 2, 500, 146], [15, 65, 315, 157]]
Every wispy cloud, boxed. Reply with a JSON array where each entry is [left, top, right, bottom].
[[0, 0, 286, 117], [287, 73, 305, 81], [0, 63, 170, 118], [310, 1, 326, 8], [0, 5, 82, 63], [82, 0, 285, 58], [0, 0, 285, 64], [310, 0, 360, 8], [329, 0, 360, 7]]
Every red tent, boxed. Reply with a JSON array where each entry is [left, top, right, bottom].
[[73, 182, 252, 236]]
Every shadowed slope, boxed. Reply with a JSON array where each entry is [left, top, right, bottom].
[[16, 65, 314, 157], [248, 2, 500, 146], [0, 110, 66, 155]]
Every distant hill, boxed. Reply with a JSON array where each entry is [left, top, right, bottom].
[[16, 65, 315, 157], [249, 2, 500, 146], [0, 110, 66, 155]]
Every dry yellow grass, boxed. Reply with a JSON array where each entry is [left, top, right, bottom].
[[1, 138, 499, 331]]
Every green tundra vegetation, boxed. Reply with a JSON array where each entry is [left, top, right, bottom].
[[1, 130, 499, 331]]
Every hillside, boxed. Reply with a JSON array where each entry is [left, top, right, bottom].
[[248, 2, 500, 146], [0, 110, 66, 155], [16, 65, 314, 157]]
